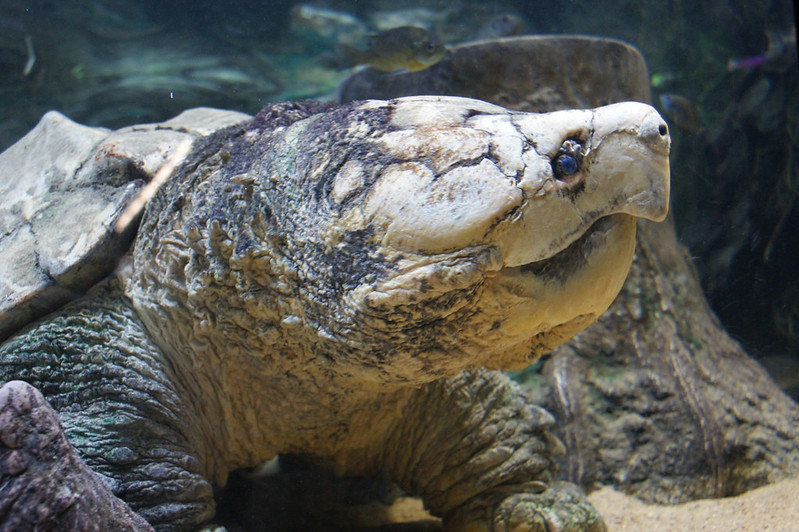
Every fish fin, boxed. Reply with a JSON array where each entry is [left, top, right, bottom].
[[384, 69, 411, 76]]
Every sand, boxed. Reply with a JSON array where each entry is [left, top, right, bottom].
[[345, 475, 799, 531], [588, 476, 799, 531]]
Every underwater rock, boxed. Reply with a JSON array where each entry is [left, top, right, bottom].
[[339, 35, 651, 109], [525, 218, 799, 502], [289, 4, 368, 47]]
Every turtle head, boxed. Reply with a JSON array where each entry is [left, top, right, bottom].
[[314, 96, 670, 376]]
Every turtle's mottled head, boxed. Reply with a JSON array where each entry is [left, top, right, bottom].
[[129, 97, 669, 383], [286, 96, 668, 378], [298, 96, 669, 377]]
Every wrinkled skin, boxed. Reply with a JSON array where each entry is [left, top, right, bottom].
[[0, 97, 669, 531]]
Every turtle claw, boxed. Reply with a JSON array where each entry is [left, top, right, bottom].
[[446, 481, 605, 532]]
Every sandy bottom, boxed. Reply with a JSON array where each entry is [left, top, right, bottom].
[[232, 471, 799, 530], [373, 476, 799, 531], [588, 476, 799, 531]]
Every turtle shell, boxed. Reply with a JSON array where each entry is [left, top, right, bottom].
[[0, 107, 249, 341]]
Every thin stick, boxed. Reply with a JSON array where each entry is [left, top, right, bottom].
[[23, 35, 36, 76], [114, 139, 192, 233]]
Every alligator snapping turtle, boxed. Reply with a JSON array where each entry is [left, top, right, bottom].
[[0, 95, 669, 531]]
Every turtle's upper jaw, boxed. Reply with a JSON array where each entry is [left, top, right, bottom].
[[494, 101, 670, 268]]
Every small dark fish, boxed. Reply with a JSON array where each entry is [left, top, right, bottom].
[[477, 13, 524, 40], [727, 27, 797, 71], [727, 53, 767, 71], [659, 94, 701, 134], [339, 26, 446, 73]]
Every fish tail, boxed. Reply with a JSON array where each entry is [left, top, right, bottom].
[[336, 44, 365, 70]]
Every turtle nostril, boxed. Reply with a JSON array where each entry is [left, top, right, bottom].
[[638, 111, 671, 155]]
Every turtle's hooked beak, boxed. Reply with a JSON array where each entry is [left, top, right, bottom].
[[585, 102, 670, 221], [496, 101, 670, 267]]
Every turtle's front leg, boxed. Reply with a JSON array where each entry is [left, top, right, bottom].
[[0, 285, 215, 531], [382, 369, 605, 532]]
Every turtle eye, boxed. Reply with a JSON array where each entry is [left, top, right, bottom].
[[555, 153, 578, 176], [553, 139, 584, 180]]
